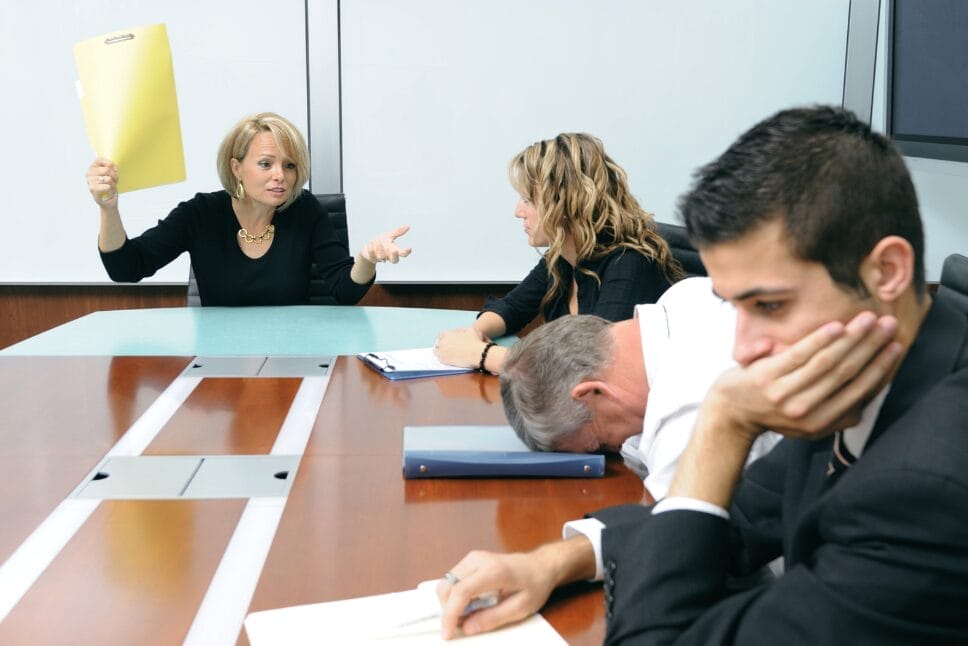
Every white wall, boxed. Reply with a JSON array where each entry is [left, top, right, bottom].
[[14, 1, 930, 284], [339, 0, 850, 283], [870, 4, 968, 282], [0, 0, 308, 283]]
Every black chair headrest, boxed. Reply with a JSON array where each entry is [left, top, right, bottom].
[[656, 222, 706, 277], [938, 253, 968, 313]]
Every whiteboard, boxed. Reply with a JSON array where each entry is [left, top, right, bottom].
[[340, 0, 850, 283], [0, 0, 308, 283]]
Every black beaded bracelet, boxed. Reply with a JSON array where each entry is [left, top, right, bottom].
[[479, 341, 497, 374]]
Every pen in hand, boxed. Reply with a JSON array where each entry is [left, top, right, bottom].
[[378, 593, 499, 633], [457, 594, 500, 618]]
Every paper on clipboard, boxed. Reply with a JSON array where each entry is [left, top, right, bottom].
[[74, 23, 185, 193], [358, 348, 475, 380]]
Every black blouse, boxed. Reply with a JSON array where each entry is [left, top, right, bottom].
[[99, 190, 371, 306], [480, 247, 671, 334]]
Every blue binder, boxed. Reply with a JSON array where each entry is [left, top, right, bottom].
[[402, 425, 605, 478]]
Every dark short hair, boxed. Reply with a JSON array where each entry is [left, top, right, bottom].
[[680, 105, 925, 296]]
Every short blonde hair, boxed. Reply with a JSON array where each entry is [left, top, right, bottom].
[[216, 112, 310, 210], [508, 133, 683, 310]]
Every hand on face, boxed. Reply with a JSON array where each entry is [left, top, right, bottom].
[[707, 310, 903, 442], [86, 158, 118, 207], [359, 225, 412, 264], [434, 327, 487, 368], [436, 549, 557, 640]]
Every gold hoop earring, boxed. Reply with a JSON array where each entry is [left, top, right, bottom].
[[235, 179, 245, 200]]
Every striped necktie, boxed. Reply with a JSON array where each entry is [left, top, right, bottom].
[[825, 431, 857, 481]]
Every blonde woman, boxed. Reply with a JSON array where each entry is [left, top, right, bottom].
[[86, 112, 410, 305], [435, 133, 681, 374]]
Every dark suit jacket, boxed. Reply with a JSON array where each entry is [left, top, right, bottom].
[[593, 295, 968, 644]]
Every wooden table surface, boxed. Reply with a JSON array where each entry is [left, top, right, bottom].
[[0, 355, 644, 645]]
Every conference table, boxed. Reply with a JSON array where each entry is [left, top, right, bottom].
[[0, 306, 644, 645]]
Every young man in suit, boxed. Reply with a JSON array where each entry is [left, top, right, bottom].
[[437, 106, 968, 644]]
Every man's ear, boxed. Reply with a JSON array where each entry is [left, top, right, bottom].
[[861, 235, 915, 304], [571, 380, 610, 403]]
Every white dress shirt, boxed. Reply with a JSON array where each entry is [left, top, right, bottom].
[[631, 278, 781, 499]]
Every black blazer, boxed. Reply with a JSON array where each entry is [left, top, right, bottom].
[[593, 294, 968, 645]]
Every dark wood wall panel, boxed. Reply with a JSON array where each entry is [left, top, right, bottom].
[[0, 285, 186, 350], [0, 284, 520, 349]]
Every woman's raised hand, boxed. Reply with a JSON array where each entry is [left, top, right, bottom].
[[86, 158, 119, 208]]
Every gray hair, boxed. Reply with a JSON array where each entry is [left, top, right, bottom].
[[500, 315, 614, 450]]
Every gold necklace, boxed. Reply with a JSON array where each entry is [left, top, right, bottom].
[[238, 223, 275, 244]]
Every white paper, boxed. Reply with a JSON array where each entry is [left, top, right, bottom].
[[363, 347, 469, 373], [244, 581, 567, 645]]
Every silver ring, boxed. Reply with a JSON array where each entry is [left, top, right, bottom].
[[443, 571, 460, 586]]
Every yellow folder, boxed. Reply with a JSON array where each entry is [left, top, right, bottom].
[[74, 24, 186, 193]]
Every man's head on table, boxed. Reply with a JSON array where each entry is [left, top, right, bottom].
[[500, 314, 648, 453]]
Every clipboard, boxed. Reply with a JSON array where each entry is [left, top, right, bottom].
[[358, 348, 475, 380], [74, 23, 186, 193]]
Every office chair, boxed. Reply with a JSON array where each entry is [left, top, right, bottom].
[[656, 222, 706, 277], [938, 253, 968, 313], [308, 193, 349, 305], [187, 264, 201, 307], [186, 193, 349, 307]]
